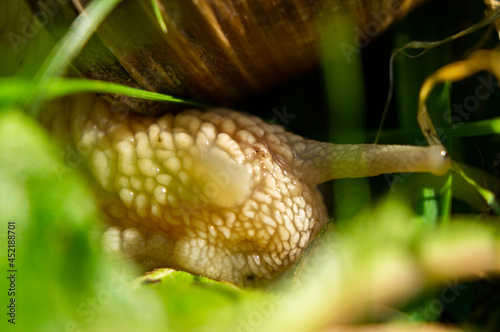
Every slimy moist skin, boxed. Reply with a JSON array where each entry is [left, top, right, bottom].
[[42, 94, 449, 286]]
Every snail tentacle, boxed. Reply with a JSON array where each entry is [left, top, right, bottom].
[[294, 141, 450, 184]]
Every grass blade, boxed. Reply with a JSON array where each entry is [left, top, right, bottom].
[[24, 0, 123, 113]]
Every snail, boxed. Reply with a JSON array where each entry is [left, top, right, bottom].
[[27, 0, 450, 286], [42, 93, 449, 286]]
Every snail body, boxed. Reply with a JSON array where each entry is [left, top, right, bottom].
[[43, 94, 449, 286], [46, 95, 327, 286]]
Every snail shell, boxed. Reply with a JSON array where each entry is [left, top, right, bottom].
[[26, 0, 427, 112]]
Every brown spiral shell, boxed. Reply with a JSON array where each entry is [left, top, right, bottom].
[[26, 0, 426, 113]]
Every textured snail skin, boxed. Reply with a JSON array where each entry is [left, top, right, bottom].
[[42, 94, 449, 286]]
